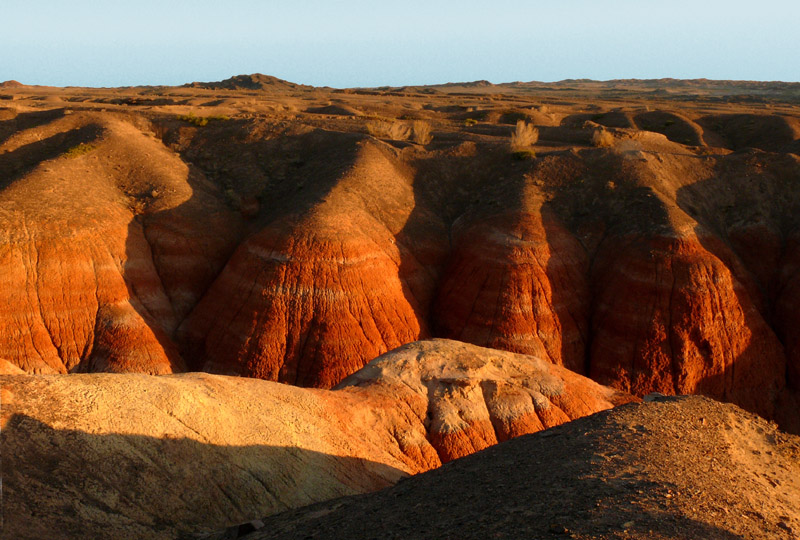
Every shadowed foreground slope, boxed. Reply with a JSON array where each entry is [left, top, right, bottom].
[[211, 396, 800, 540], [0, 339, 631, 539]]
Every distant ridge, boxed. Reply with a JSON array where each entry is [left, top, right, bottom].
[[0, 80, 23, 88], [184, 73, 306, 91], [434, 79, 494, 88]]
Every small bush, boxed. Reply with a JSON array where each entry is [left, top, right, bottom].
[[412, 121, 433, 145], [177, 113, 208, 126], [366, 119, 411, 140], [591, 129, 615, 148], [510, 120, 539, 149], [176, 113, 229, 127], [464, 118, 478, 126], [64, 143, 95, 158]]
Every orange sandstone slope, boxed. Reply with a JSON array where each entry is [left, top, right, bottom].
[[0, 339, 630, 540], [1, 98, 800, 428], [0, 109, 239, 374], [180, 132, 446, 387]]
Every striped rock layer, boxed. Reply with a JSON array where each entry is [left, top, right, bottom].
[[2, 108, 799, 427]]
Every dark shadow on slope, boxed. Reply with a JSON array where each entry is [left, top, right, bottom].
[[212, 404, 750, 540], [2, 413, 407, 540], [0, 108, 66, 146], [542, 149, 676, 378], [0, 124, 102, 188], [112, 120, 380, 375], [675, 151, 800, 426], [696, 114, 800, 152], [409, 142, 590, 373]]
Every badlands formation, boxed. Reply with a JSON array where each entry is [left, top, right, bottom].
[[2, 75, 800, 538], [2, 340, 632, 539]]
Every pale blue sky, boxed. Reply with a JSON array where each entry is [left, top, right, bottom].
[[3, 0, 799, 87]]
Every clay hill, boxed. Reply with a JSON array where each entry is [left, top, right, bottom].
[[0, 340, 633, 540], [205, 395, 800, 540], [1, 76, 800, 432]]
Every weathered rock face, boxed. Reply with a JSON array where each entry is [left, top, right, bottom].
[[2, 104, 800, 427], [337, 339, 636, 463], [589, 232, 785, 420], [433, 204, 590, 375], [0, 111, 239, 375], [0, 339, 631, 540], [180, 135, 447, 387]]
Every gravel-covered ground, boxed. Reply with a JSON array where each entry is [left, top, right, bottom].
[[203, 395, 800, 540]]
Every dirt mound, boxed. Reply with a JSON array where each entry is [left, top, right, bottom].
[[338, 339, 636, 462], [0, 80, 23, 88], [633, 110, 705, 146], [305, 104, 363, 116], [561, 111, 636, 129], [698, 114, 800, 151], [216, 396, 800, 540], [0, 339, 630, 539]]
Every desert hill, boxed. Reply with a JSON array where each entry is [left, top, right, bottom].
[[0, 76, 799, 431], [206, 395, 800, 540], [184, 73, 306, 91], [0, 339, 631, 539]]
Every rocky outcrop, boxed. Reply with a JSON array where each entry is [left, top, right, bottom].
[[338, 339, 636, 462], [180, 136, 446, 387], [0, 339, 631, 539]]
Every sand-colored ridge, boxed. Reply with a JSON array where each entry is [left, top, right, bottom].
[[1, 339, 631, 539]]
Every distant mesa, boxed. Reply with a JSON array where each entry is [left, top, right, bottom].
[[0, 80, 24, 88], [184, 73, 305, 91], [436, 79, 495, 88]]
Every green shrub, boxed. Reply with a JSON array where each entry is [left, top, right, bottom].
[[64, 143, 95, 158], [176, 113, 229, 126], [464, 118, 478, 126]]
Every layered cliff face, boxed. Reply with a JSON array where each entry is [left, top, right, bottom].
[[180, 133, 447, 387], [2, 102, 799, 427], [0, 111, 238, 374], [1, 339, 630, 540]]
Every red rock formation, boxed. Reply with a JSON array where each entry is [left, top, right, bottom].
[[0, 112, 238, 374], [589, 232, 785, 419], [338, 339, 636, 462], [2, 339, 633, 539], [2, 103, 799, 430], [433, 202, 589, 375], [180, 138, 446, 388]]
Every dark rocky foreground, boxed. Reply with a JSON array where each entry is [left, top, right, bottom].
[[204, 396, 800, 540]]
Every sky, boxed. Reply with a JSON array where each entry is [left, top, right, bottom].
[[3, 0, 800, 87]]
